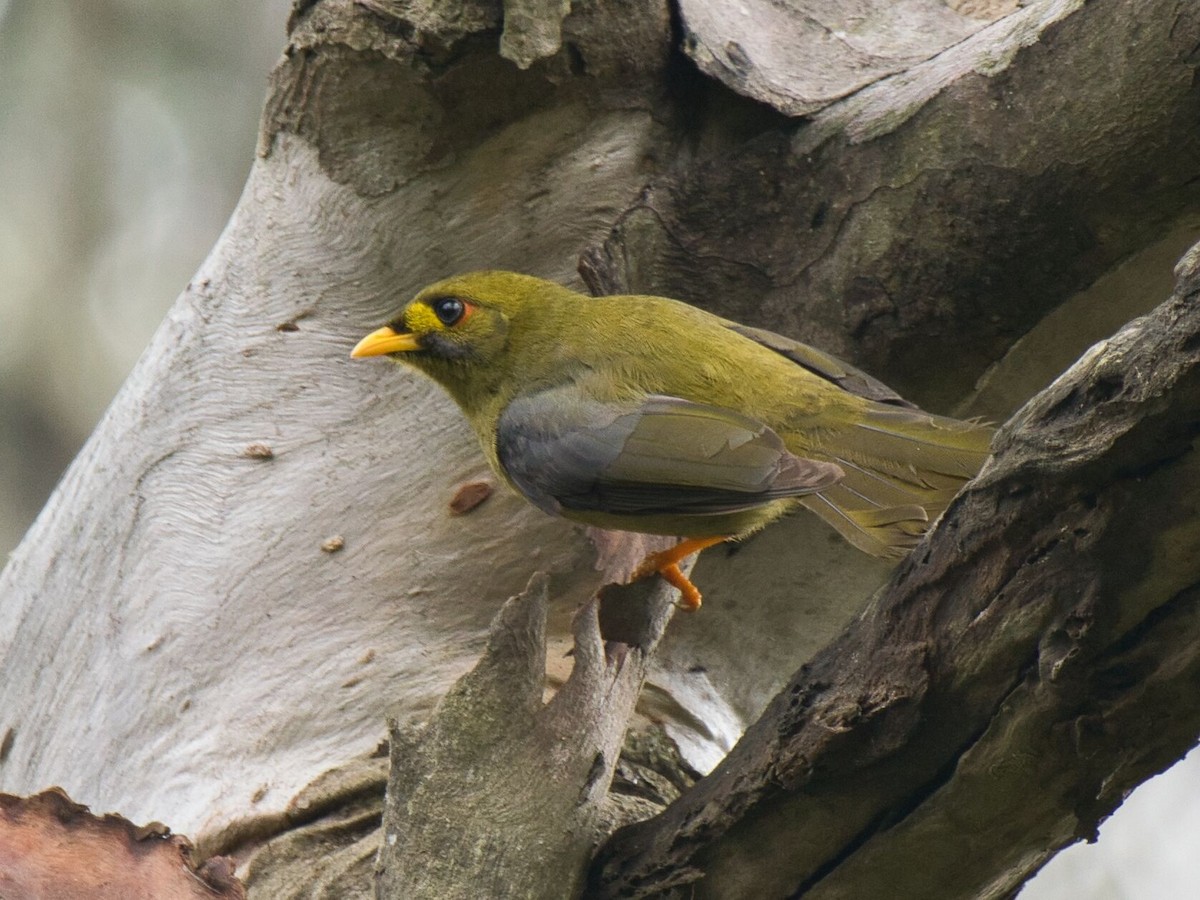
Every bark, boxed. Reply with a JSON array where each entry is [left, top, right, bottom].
[[0, 788, 244, 900], [0, 0, 1198, 898], [591, 250, 1200, 897], [374, 573, 679, 899]]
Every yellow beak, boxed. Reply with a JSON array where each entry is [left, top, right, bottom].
[[350, 326, 422, 358]]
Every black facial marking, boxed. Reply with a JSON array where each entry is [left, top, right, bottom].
[[423, 332, 475, 360]]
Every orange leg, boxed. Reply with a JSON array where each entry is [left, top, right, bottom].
[[632, 536, 730, 611]]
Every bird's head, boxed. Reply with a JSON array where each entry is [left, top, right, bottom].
[[351, 270, 568, 410]]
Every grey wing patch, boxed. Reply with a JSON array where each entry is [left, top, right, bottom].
[[495, 388, 843, 519], [725, 321, 916, 408]]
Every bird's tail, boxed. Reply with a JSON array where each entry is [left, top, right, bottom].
[[799, 405, 993, 558]]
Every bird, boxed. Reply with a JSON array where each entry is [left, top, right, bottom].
[[351, 271, 993, 610]]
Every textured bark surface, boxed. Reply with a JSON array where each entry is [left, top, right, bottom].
[[592, 249, 1200, 896], [1, 0, 1198, 898], [375, 574, 681, 899], [587, 0, 1200, 410]]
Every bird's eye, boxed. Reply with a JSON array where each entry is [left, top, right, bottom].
[[431, 296, 466, 326]]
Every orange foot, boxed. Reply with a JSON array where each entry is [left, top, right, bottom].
[[632, 536, 729, 611]]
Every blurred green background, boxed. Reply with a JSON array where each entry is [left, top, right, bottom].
[[0, 2, 1195, 896], [0, 0, 288, 553]]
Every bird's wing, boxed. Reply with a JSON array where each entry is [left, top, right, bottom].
[[495, 388, 844, 518], [724, 321, 916, 407]]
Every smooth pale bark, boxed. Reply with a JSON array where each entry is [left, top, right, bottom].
[[676, 0, 1012, 114]]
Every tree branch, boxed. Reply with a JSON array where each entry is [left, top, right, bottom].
[[376, 569, 684, 899], [591, 244, 1200, 898]]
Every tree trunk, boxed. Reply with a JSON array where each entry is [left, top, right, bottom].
[[1, 0, 1198, 898]]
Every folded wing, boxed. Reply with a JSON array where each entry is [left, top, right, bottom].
[[496, 388, 843, 519]]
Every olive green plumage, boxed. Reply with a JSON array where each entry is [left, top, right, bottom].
[[352, 271, 993, 558]]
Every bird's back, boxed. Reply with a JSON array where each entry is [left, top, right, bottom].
[[534, 290, 993, 556]]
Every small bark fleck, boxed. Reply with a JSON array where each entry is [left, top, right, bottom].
[[450, 480, 494, 515]]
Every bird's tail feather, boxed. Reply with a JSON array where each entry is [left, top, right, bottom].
[[798, 405, 993, 558]]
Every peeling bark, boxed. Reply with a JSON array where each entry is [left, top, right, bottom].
[[0, 789, 245, 900]]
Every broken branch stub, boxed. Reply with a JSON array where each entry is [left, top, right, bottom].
[[375, 569, 681, 899]]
